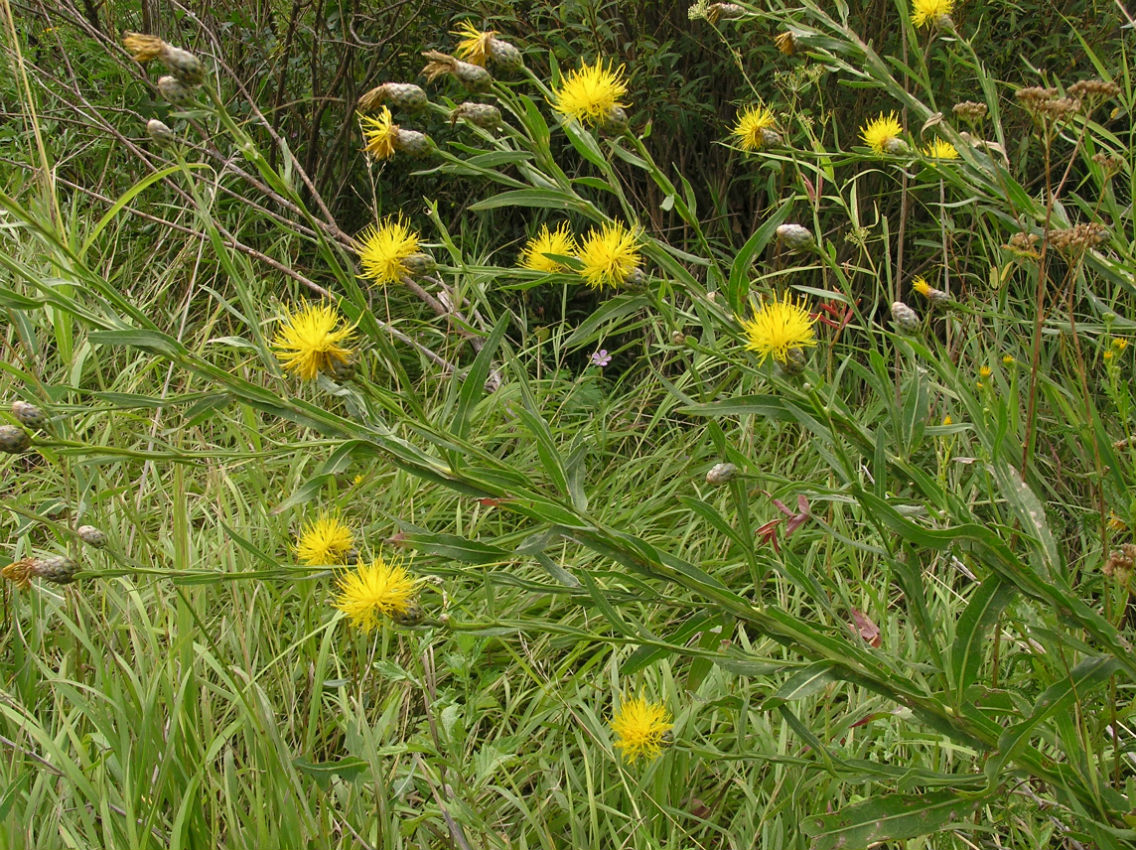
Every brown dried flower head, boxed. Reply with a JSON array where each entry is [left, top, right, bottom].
[[952, 101, 988, 123], [1048, 222, 1109, 255]]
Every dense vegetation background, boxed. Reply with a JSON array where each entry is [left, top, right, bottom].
[[2, 0, 1135, 847]]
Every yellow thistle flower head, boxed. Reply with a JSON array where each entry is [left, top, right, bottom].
[[979, 365, 992, 378], [941, 414, 953, 426], [739, 292, 818, 365], [922, 138, 959, 159], [912, 276, 934, 297], [551, 58, 629, 127], [577, 221, 642, 290], [911, 0, 954, 28], [334, 555, 420, 631], [358, 216, 421, 285], [453, 21, 495, 66], [860, 112, 905, 155], [520, 223, 577, 273], [123, 32, 167, 63], [731, 105, 778, 152], [611, 695, 673, 763], [295, 513, 355, 566], [1002, 354, 1016, 366], [359, 107, 400, 161], [272, 303, 355, 381]]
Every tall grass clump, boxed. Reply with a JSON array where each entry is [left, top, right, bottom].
[[2, 0, 1136, 847]]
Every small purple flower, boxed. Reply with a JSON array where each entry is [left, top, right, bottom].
[[591, 349, 612, 367]]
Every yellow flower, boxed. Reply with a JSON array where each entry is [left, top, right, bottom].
[[1002, 354, 1016, 366], [941, 415, 952, 426], [551, 59, 629, 127], [358, 216, 420, 285], [731, 105, 778, 152], [739, 292, 818, 365], [611, 695, 673, 763], [272, 303, 355, 381], [334, 555, 420, 631], [911, 0, 954, 27], [922, 138, 959, 159], [520, 223, 577, 273], [912, 276, 934, 297], [296, 513, 355, 565], [860, 112, 904, 155], [577, 221, 642, 290], [123, 32, 166, 62], [359, 107, 400, 161], [453, 21, 494, 66], [1112, 337, 1129, 351], [979, 365, 992, 378], [1104, 350, 1115, 362], [1107, 512, 1128, 532]]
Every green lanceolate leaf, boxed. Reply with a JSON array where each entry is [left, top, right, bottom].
[[803, 790, 984, 849]]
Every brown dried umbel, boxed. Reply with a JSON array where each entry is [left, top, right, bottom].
[[1093, 152, 1124, 178], [1004, 231, 1041, 260], [1068, 78, 1121, 105], [1035, 96, 1081, 121], [1047, 222, 1109, 255], [1104, 544, 1136, 579], [1015, 86, 1059, 110], [952, 101, 988, 124]]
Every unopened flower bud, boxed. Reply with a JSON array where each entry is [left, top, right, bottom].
[[77, 525, 107, 548], [392, 601, 425, 626], [146, 118, 176, 145], [776, 223, 814, 252], [488, 38, 523, 70], [891, 301, 921, 333], [0, 424, 30, 454], [451, 102, 502, 129], [624, 267, 647, 288], [358, 82, 428, 112], [164, 45, 204, 86], [157, 75, 192, 104], [11, 400, 46, 429], [600, 105, 629, 133], [32, 555, 79, 585], [706, 462, 738, 485], [780, 347, 808, 376], [403, 252, 437, 276], [883, 137, 910, 156], [394, 129, 432, 156]]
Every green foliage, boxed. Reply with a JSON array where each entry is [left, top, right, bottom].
[[2, 0, 1136, 847]]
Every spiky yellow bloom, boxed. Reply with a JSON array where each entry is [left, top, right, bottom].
[[911, 0, 954, 27], [611, 695, 673, 763], [860, 112, 904, 155], [912, 276, 934, 297], [577, 221, 642, 290], [334, 555, 420, 631], [551, 59, 629, 127], [922, 138, 959, 159], [358, 217, 420, 285], [453, 21, 495, 66], [731, 105, 777, 151], [1112, 337, 1129, 352], [359, 107, 400, 160], [123, 32, 166, 62], [295, 513, 355, 566], [739, 292, 818, 364], [272, 303, 355, 381], [520, 223, 577, 272]]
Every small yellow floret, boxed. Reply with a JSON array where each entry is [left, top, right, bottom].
[[520, 223, 577, 273], [577, 221, 641, 290], [860, 112, 904, 155], [922, 138, 959, 159], [272, 303, 355, 381], [334, 555, 420, 631], [358, 217, 420, 285], [912, 0, 954, 28], [295, 513, 355, 565], [359, 107, 400, 160], [611, 695, 673, 763], [551, 59, 629, 126], [738, 292, 818, 365], [453, 21, 495, 66], [731, 105, 777, 151]]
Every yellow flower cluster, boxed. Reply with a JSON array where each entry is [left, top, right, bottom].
[[519, 220, 643, 290]]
